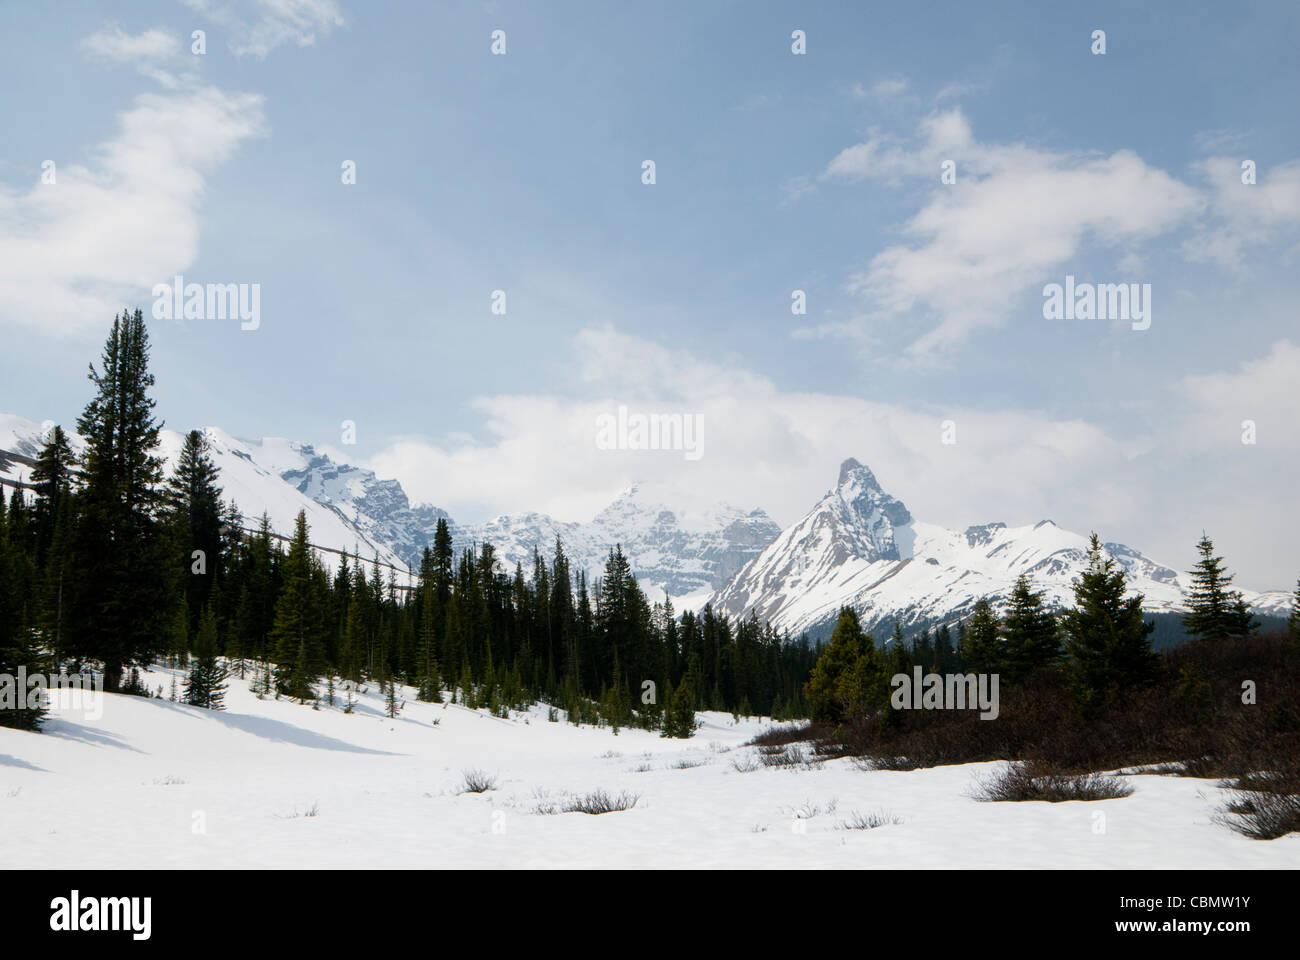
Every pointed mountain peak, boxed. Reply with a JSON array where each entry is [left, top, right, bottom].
[[833, 459, 910, 524], [837, 457, 876, 489]]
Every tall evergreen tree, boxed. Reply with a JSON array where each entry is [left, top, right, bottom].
[[183, 605, 227, 710], [0, 496, 47, 730], [804, 607, 882, 724], [30, 428, 75, 664], [1183, 533, 1257, 642], [166, 429, 226, 634], [661, 677, 695, 738], [269, 511, 326, 700], [959, 598, 1002, 674], [934, 623, 955, 672], [1288, 577, 1300, 644], [1060, 534, 1160, 711], [29, 425, 74, 565], [1000, 575, 1061, 682], [65, 310, 171, 691]]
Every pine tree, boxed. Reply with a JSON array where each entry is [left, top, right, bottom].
[[166, 429, 226, 636], [934, 623, 955, 672], [269, 511, 325, 700], [29, 425, 74, 568], [1183, 533, 1256, 641], [0, 497, 48, 730], [804, 607, 882, 724], [415, 577, 441, 702], [886, 623, 911, 677], [385, 677, 402, 718], [1289, 578, 1300, 644], [65, 311, 171, 691], [1000, 575, 1061, 682], [183, 606, 227, 710], [661, 677, 695, 738], [959, 598, 1002, 674], [1060, 534, 1160, 711]]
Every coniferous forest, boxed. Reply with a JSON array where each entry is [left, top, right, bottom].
[[0, 312, 817, 733]]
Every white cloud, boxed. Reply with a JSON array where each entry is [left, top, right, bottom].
[[81, 25, 181, 62], [0, 86, 266, 336], [363, 326, 1140, 534], [1179, 339, 1300, 452], [817, 108, 1204, 364], [358, 327, 1300, 589], [1184, 157, 1300, 268], [851, 77, 909, 101], [183, 0, 345, 58]]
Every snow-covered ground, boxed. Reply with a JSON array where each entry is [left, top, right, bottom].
[[2, 666, 1296, 869]]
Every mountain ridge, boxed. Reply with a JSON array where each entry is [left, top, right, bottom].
[[708, 457, 1293, 638]]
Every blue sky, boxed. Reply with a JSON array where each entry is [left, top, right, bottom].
[[2, 1, 1298, 586]]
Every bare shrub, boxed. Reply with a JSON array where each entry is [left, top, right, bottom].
[[672, 757, 709, 769], [784, 798, 836, 820], [971, 762, 1134, 802], [747, 722, 813, 748], [1214, 770, 1300, 839], [461, 769, 498, 794], [853, 754, 923, 771], [276, 801, 320, 819], [840, 809, 902, 830], [563, 790, 640, 814], [1215, 791, 1300, 839], [758, 743, 813, 768]]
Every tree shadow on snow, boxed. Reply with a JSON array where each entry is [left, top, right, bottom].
[[146, 700, 402, 755], [0, 753, 47, 771], [43, 718, 148, 753]]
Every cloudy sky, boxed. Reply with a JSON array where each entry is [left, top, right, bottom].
[[1, 1, 1298, 587]]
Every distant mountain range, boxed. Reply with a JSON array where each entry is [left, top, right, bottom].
[[0, 414, 780, 604], [2, 415, 1290, 635], [708, 457, 1293, 637]]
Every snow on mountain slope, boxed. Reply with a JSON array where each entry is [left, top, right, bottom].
[[248, 438, 781, 602], [710, 458, 1293, 638], [455, 485, 782, 604], [0, 415, 405, 576], [1, 662, 1289, 868], [271, 441, 452, 569], [1, 414, 779, 602]]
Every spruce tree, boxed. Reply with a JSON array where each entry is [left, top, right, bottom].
[[804, 607, 882, 724], [934, 623, 955, 672], [0, 499, 48, 730], [385, 676, 402, 718], [29, 425, 74, 568], [1289, 578, 1300, 644], [661, 677, 695, 738], [886, 623, 911, 677], [959, 598, 1002, 674], [1000, 575, 1061, 682], [65, 310, 172, 691], [1183, 533, 1256, 642], [1060, 534, 1160, 711], [269, 511, 326, 700], [166, 429, 225, 636], [183, 605, 227, 710]]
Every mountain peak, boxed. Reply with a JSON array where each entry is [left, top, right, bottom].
[[837, 457, 872, 489], [834, 458, 912, 529]]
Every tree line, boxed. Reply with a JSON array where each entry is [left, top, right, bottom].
[[806, 531, 1300, 725], [0, 311, 818, 733]]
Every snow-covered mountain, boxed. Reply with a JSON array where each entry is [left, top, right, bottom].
[[457, 486, 781, 606], [0, 414, 779, 605], [0, 414, 408, 576], [196, 429, 781, 601], [709, 457, 1294, 638]]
